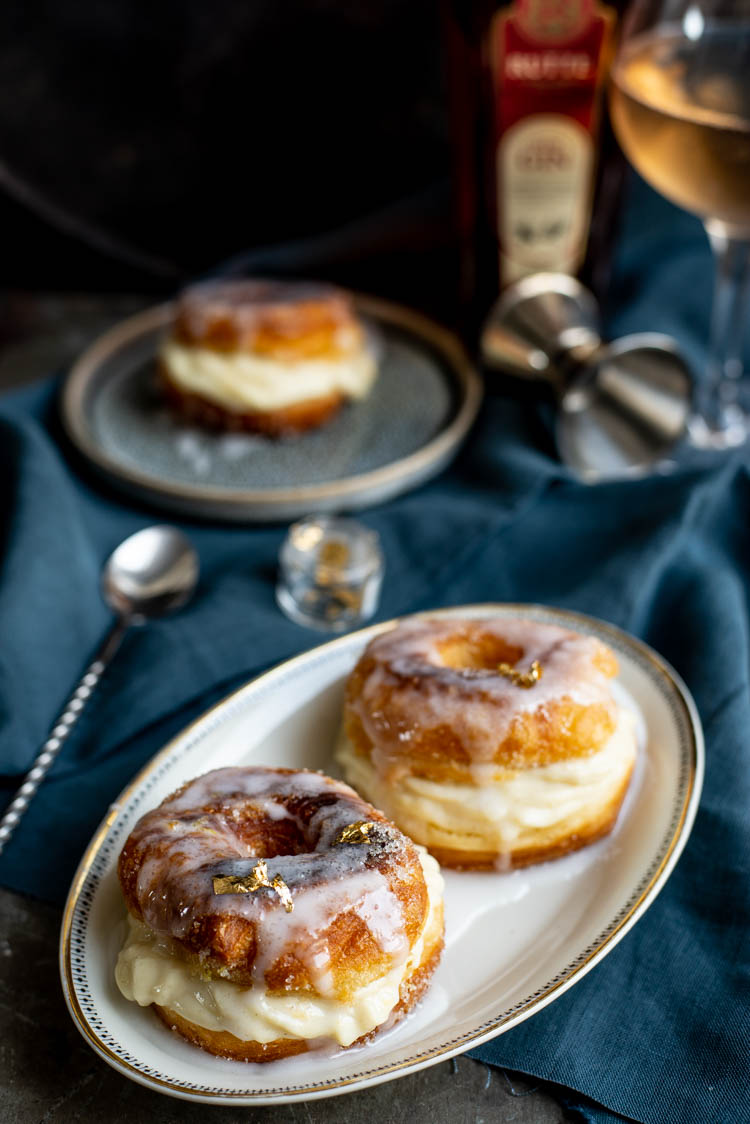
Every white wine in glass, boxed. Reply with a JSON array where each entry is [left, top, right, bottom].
[[609, 2, 750, 449]]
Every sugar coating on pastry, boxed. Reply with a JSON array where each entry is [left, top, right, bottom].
[[336, 617, 637, 869], [158, 280, 378, 435], [115, 766, 444, 1060]]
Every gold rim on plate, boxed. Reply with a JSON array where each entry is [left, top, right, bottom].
[[59, 604, 703, 1103]]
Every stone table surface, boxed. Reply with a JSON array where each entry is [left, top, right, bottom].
[[0, 292, 576, 1124], [3, 889, 570, 1124]]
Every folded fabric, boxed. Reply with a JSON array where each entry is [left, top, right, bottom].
[[0, 179, 747, 1124]]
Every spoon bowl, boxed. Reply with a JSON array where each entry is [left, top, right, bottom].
[[102, 525, 199, 621]]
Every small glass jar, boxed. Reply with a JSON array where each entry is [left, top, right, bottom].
[[276, 515, 385, 632]]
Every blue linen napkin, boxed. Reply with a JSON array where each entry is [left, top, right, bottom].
[[1, 179, 748, 1124]]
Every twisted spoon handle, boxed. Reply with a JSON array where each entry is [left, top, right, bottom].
[[0, 618, 129, 858]]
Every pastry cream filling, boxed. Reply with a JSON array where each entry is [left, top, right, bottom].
[[115, 849, 443, 1048], [336, 708, 637, 853], [159, 339, 378, 413]]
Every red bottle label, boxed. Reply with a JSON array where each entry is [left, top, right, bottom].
[[490, 0, 615, 281]]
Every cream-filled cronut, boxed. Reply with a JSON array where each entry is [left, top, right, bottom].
[[115, 767, 444, 1061], [336, 617, 638, 869], [158, 280, 378, 436]]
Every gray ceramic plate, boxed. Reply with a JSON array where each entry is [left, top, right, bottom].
[[60, 296, 482, 522]]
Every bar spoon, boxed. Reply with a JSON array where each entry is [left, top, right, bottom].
[[0, 524, 199, 856]]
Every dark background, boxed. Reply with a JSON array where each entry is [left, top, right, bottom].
[[0, 1, 456, 311]]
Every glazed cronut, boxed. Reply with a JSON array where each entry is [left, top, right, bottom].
[[159, 280, 377, 435], [115, 767, 444, 1059], [336, 617, 638, 868]]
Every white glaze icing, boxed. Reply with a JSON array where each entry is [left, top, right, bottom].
[[347, 618, 618, 768], [336, 708, 637, 855], [115, 849, 444, 1048], [122, 768, 417, 996], [159, 338, 377, 413], [174, 280, 354, 352]]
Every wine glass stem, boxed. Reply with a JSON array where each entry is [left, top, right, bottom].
[[699, 220, 750, 429]]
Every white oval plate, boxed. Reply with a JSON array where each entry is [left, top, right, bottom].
[[60, 604, 703, 1105]]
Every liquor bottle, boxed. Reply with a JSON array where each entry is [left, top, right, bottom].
[[444, 0, 628, 325]]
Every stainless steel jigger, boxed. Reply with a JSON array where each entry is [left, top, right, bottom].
[[481, 274, 693, 481]]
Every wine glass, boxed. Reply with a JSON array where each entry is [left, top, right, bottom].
[[609, 0, 750, 449]]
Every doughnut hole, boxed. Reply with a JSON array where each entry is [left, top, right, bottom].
[[436, 630, 523, 671]]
